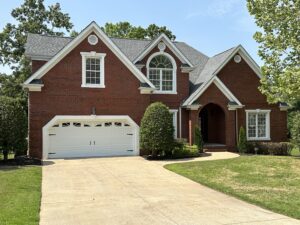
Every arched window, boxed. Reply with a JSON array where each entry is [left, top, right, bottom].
[[147, 53, 176, 93]]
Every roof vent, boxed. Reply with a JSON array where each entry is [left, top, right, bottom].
[[234, 54, 242, 63], [158, 42, 166, 52], [88, 35, 98, 45]]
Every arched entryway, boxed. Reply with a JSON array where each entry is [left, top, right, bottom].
[[199, 103, 226, 144]]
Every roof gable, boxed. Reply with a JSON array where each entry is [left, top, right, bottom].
[[183, 76, 243, 107], [184, 45, 261, 106], [133, 33, 194, 67], [24, 22, 155, 89]]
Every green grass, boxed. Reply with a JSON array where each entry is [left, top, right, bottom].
[[0, 166, 42, 225], [291, 148, 300, 156], [165, 155, 300, 219], [0, 153, 15, 161]]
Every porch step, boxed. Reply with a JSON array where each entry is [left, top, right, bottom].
[[203, 144, 227, 152]]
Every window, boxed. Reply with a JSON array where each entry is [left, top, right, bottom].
[[81, 52, 106, 88], [246, 110, 270, 140], [170, 110, 178, 138], [147, 53, 176, 93]]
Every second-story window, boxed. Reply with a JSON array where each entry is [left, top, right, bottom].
[[147, 53, 176, 94], [81, 52, 106, 88]]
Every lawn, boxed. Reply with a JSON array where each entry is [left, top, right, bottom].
[[0, 166, 42, 225], [165, 155, 300, 219]]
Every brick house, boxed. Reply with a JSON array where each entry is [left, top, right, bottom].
[[23, 22, 288, 159]]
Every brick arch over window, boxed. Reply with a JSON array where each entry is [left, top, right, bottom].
[[146, 52, 177, 94]]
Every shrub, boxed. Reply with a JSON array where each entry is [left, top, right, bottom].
[[237, 126, 247, 153], [194, 126, 204, 153], [172, 141, 199, 159], [290, 111, 300, 148], [140, 102, 174, 157], [247, 142, 291, 155], [0, 96, 28, 160]]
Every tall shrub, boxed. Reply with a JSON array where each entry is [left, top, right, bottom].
[[290, 112, 300, 149], [0, 96, 28, 160], [237, 126, 247, 154], [194, 126, 204, 153], [140, 102, 174, 157]]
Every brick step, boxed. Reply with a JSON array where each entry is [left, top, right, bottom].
[[203, 144, 227, 152], [204, 148, 227, 152]]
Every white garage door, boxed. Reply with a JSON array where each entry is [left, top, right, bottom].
[[47, 119, 137, 159]]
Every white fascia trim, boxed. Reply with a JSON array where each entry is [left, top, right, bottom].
[[24, 22, 156, 89], [183, 45, 259, 106], [42, 115, 140, 159], [133, 33, 193, 67], [183, 76, 243, 107], [146, 51, 177, 94], [279, 106, 289, 111], [23, 84, 44, 92], [245, 109, 271, 141], [212, 45, 261, 79], [139, 87, 156, 94], [214, 77, 243, 106], [81, 52, 106, 88]]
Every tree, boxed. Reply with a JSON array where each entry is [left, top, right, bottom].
[[140, 102, 174, 158], [0, 0, 73, 69], [194, 126, 204, 153], [290, 112, 300, 149], [247, 0, 300, 104], [0, 96, 28, 160], [101, 22, 176, 40], [237, 126, 247, 154]]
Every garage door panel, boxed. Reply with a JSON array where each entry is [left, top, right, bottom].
[[48, 120, 136, 159]]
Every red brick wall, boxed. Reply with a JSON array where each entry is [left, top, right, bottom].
[[217, 58, 287, 142], [191, 83, 236, 149], [28, 35, 189, 158], [140, 46, 190, 139], [32, 60, 47, 73]]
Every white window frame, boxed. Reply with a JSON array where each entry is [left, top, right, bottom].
[[81, 52, 106, 88], [146, 52, 177, 94], [170, 109, 178, 138], [246, 109, 271, 141]]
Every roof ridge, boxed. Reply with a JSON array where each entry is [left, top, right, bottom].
[[28, 33, 73, 39], [212, 46, 237, 57], [176, 42, 210, 59], [110, 36, 151, 41]]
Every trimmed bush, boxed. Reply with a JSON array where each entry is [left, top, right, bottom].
[[194, 125, 204, 153], [237, 126, 247, 153], [290, 112, 300, 148], [140, 102, 174, 157], [247, 142, 292, 155], [172, 141, 199, 159], [0, 96, 28, 160]]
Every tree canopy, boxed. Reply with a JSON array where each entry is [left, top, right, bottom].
[[0, 0, 73, 69], [101, 22, 176, 41], [247, 0, 300, 104]]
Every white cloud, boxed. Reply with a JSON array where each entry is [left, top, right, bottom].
[[186, 0, 241, 19]]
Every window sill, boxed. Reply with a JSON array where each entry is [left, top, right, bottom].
[[81, 84, 105, 88], [247, 138, 271, 141], [152, 91, 177, 95]]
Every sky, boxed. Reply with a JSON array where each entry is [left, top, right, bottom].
[[0, 0, 262, 75]]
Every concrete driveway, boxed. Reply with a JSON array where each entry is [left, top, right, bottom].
[[40, 154, 300, 225]]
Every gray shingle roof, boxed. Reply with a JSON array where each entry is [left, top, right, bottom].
[[25, 33, 236, 92], [25, 33, 73, 60]]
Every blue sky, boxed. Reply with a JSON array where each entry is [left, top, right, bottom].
[[0, 0, 261, 74]]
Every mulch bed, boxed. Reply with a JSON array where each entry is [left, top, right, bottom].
[[0, 155, 41, 166]]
